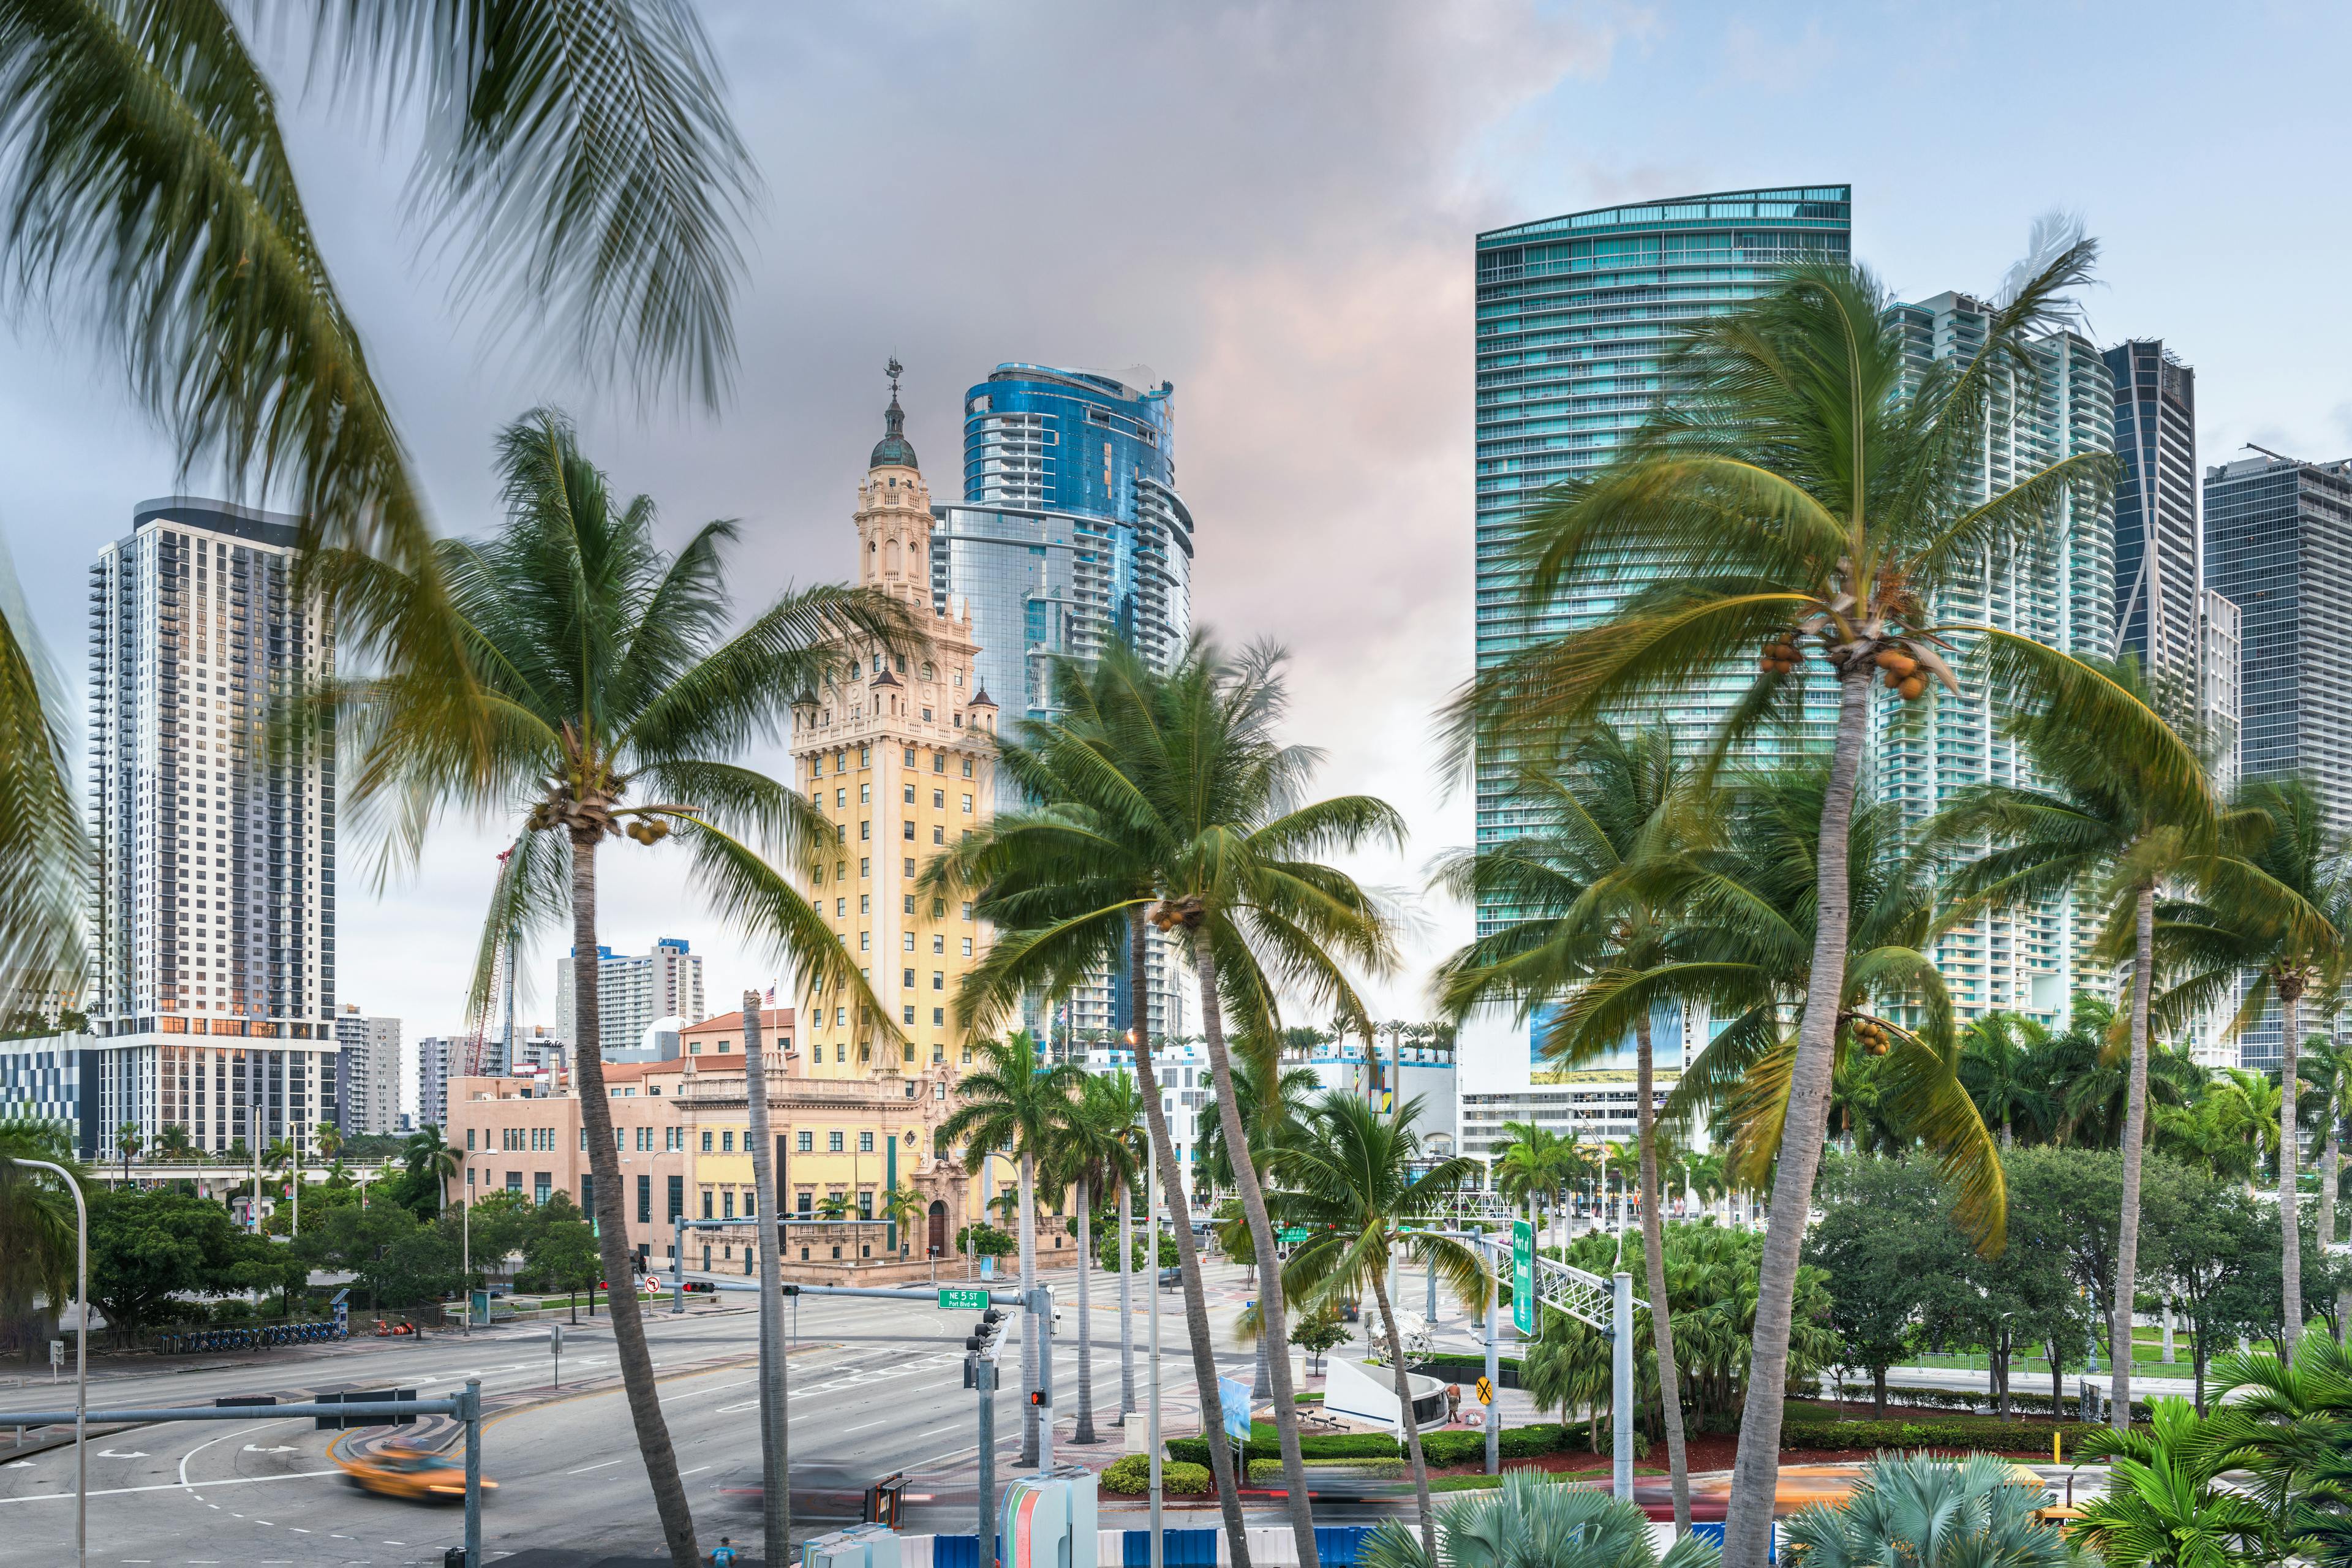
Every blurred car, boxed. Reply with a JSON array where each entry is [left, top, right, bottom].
[[338, 1444, 499, 1502]]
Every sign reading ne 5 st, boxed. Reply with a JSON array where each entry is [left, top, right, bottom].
[[938, 1287, 992, 1311]]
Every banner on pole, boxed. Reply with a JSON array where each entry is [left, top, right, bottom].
[[1216, 1376, 1253, 1444], [1511, 1219, 1535, 1335]]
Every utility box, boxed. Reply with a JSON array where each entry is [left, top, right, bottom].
[[802, 1523, 901, 1568], [1000, 1466, 1099, 1568]]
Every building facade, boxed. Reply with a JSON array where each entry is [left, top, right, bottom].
[[440, 1009, 1018, 1278], [86, 498, 338, 1160], [1877, 293, 2117, 1024], [790, 375, 1000, 1077], [2105, 341, 2203, 688], [553, 937, 706, 1057], [0, 1035, 95, 1151], [1471, 188, 1852, 956], [417, 1035, 456, 1132], [332, 1007, 401, 1136]]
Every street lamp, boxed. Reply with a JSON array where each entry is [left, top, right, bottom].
[[11, 1158, 86, 1568]]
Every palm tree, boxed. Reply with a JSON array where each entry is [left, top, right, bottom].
[[2157, 775, 2349, 1362], [1433, 722, 1703, 1529], [337, 412, 910, 1566], [403, 1125, 459, 1210], [2303, 1037, 2352, 1250], [938, 1033, 1081, 1465], [113, 1120, 143, 1184], [2068, 1398, 2273, 1568], [1450, 225, 2195, 1568], [1955, 1014, 2054, 1148], [1489, 1121, 1568, 1242], [315, 1123, 344, 1167], [1929, 647, 2229, 1422], [1359, 1469, 1718, 1568], [1779, 1452, 2081, 1568], [934, 639, 1400, 1565], [1197, 1056, 1321, 1399], [0, 1115, 80, 1346], [1082, 1068, 1151, 1427], [1278, 1093, 1490, 1561], [0, 538, 83, 1042], [155, 1124, 194, 1162], [1044, 1071, 1140, 1445]]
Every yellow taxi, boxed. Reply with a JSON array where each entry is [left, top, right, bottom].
[[337, 1443, 499, 1502]]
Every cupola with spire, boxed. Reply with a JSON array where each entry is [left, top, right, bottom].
[[869, 356, 919, 471]]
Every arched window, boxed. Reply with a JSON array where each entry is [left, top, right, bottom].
[[920, 661, 936, 681]]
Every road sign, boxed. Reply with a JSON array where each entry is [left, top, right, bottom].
[[938, 1287, 991, 1311], [1511, 1219, 1535, 1335], [1475, 1376, 1493, 1406], [312, 1389, 417, 1431]]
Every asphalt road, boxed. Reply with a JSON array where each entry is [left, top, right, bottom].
[[0, 1265, 1251, 1566]]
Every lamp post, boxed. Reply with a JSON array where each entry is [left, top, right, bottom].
[[11, 1158, 86, 1568]]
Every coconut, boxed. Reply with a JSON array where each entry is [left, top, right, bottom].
[[1898, 676, 1927, 700]]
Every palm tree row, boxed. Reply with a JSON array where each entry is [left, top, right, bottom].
[[1452, 226, 2324, 1568]]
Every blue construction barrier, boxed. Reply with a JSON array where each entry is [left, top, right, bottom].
[[1689, 1523, 1776, 1563], [931, 1525, 1382, 1567]]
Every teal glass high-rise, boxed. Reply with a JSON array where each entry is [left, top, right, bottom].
[[1471, 188, 1852, 1000]]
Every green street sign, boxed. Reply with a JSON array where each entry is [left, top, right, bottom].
[[939, 1287, 992, 1311], [1510, 1219, 1535, 1335]]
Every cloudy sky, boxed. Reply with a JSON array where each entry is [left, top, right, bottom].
[[7, 1, 2350, 1109]]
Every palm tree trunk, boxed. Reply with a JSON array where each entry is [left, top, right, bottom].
[[1635, 1015, 1691, 1532], [1018, 1148, 1039, 1466], [2109, 883, 2155, 1430], [568, 831, 699, 1568], [1073, 1172, 1098, 1444], [2322, 1115, 2340, 1256], [1722, 659, 1869, 1568], [1118, 1177, 1137, 1423], [1189, 922, 1319, 1566], [1370, 1267, 1436, 1562], [1252, 1310, 1272, 1401], [741, 993, 790, 1559], [1125, 913, 1253, 1564], [2282, 984, 2305, 1363]]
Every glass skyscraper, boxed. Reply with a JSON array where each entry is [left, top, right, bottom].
[[1471, 189, 1851, 1058], [2105, 341, 2203, 685], [929, 364, 1196, 1044], [1880, 292, 2117, 1025]]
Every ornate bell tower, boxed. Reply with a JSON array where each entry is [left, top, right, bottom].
[[790, 365, 997, 1082]]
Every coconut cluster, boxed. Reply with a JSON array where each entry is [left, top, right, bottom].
[[1874, 646, 1929, 701], [625, 818, 671, 845], [1849, 1016, 1892, 1055], [1758, 635, 1804, 675]]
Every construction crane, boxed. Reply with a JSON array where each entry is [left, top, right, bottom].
[[459, 845, 522, 1079]]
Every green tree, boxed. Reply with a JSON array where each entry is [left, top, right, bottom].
[[154, 1123, 195, 1161], [1782, 1452, 2087, 1568], [1452, 225, 2206, 1568], [2157, 774, 2350, 1361], [402, 1126, 459, 1211], [0, 1115, 80, 1354], [938, 1034, 1080, 1464], [1803, 1156, 1973, 1415], [1359, 1470, 1719, 1568], [522, 1200, 601, 1325], [933, 638, 1398, 1559], [338, 412, 911, 1565], [1956, 1012, 2055, 1148], [1487, 1121, 1575, 1248], [1432, 722, 1703, 1527], [1291, 1303, 1350, 1376], [113, 1120, 141, 1183], [2068, 1398, 2273, 1568], [88, 1188, 295, 1344], [1276, 1091, 1489, 1559]]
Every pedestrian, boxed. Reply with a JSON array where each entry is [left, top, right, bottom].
[[711, 1536, 738, 1568], [1445, 1384, 1461, 1425]]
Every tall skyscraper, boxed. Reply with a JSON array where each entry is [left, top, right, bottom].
[[2206, 450, 2352, 819], [86, 498, 337, 1159], [332, 1006, 401, 1136], [2105, 341, 2203, 687], [1879, 292, 2117, 1023], [929, 363, 1196, 1042], [1470, 187, 1852, 1047], [417, 1035, 455, 1131], [554, 936, 707, 1056], [791, 371, 1000, 1077]]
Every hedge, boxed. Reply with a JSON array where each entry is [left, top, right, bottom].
[[1815, 1386, 2152, 1422], [1782, 1414, 2101, 1452], [1167, 1422, 1400, 1468], [1170, 1420, 1616, 1469], [1102, 1455, 1211, 1495], [1246, 1457, 1404, 1483]]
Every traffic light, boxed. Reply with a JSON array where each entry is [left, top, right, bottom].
[[963, 1308, 1007, 1383]]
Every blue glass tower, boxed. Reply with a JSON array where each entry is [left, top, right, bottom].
[[1473, 187, 1851, 1065], [930, 364, 1196, 1041]]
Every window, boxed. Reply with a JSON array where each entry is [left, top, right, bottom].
[[931, 933, 943, 953], [860, 857, 870, 878], [860, 820, 870, 841], [701, 1129, 714, 1152], [932, 970, 944, 990], [902, 820, 915, 841], [797, 1191, 812, 1214], [723, 1189, 736, 1220], [744, 1190, 756, 1218], [579, 1128, 588, 1152], [962, 758, 974, 778], [859, 930, 870, 951], [666, 1127, 684, 1152], [859, 1131, 874, 1152], [962, 937, 974, 957], [466, 1127, 476, 1150], [903, 967, 916, 987], [859, 745, 870, 767], [903, 1005, 916, 1024], [796, 1130, 812, 1152], [834, 788, 845, 809], [904, 895, 916, 914], [858, 1190, 875, 1219], [859, 783, 870, 804], [932, 789, 944, 809], [962, 794, 973, 813], [860, 894, 870, 914], [534, 1172, 551, 1205], [835, 897, 846, 916], [667, 1174, 685, 1221], [906, 858, 917, 878], [903, 747, 916, 766], [637, 1174, 652, 1224], [903, 783, 915, 804], [701, 1188, 714, 1218], [932, 824, 945, 845], [718, 1039, 731, 1053], [828, 1131, 844, 1152], [962, 902, 974, 920], [722, 1129, 735, 1152], [507, 1171, 522, 1193], [933, 1007, 946, 1027]]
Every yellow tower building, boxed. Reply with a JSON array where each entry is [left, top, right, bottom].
[[791, 366, 998, 1080]]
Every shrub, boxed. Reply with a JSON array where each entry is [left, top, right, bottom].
[[1101, 1455, 1212, 1495], [1781, 1414, 2100, 1452], [1167, 1422, 1399, 1467], [1246, 1457, 1404, 1483]]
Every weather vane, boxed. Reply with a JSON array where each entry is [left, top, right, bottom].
[[887, 356, 903, 398]]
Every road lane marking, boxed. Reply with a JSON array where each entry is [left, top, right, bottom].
[[0, 1469, 342, 1504], [566, 1458, 627, 1474], [679, 1465, 710, 1476]]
